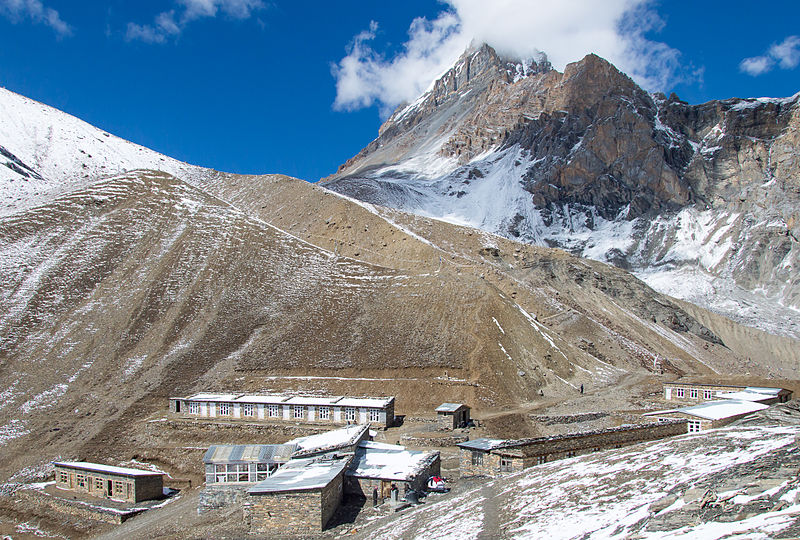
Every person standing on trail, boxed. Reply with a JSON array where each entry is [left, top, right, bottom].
[[580, 384, 584, 394], [373, 486, 379, 507]]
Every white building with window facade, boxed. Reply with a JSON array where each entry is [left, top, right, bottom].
[[169, 393, 395, 429]]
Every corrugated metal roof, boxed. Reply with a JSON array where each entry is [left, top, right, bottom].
[[203, 444, 297, 464], [436, 403, 467, 413], [248, 456, 351, 494], [456, 438, 506, 451]]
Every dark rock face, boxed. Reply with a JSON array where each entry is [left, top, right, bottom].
[[324, 44, 800, 338]]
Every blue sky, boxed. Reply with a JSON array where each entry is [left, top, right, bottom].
[[0, 1, 798, 182]]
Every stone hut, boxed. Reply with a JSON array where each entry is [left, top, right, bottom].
[[169, 393, 395, 429], [644, 399, 769, 432], [435, 403, 471, 430], [53, 461, 163, 503], [458, 420, 688, 478], [344, 441, 440, 500], [245, 455, 351, 534]]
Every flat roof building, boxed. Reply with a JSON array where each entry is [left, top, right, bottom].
[[245, 455, 352, 534], [169, 393, 395, 429], [645, 399, 769, 433], [663, 382, 791, 405], [458, 420, 688, 478], [53, 461, 163, 503], [345, 441, 440, 499]]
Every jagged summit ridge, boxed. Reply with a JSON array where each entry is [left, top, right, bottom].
[[324, 45, 800, 339]]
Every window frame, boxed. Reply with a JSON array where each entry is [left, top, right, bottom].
[[293, 405, 306, 419], [268, 404, 280, 418], [499, 457, 512, 472], [318, 406, 330, 420], [218, 402, 232, 416], [242, 403, 255, 417], [368, 409, 381, 422], [344, 407, 357, 422], [471, 451, 484, 466]]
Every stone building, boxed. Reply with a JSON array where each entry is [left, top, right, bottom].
[[245, 455, 351, 534], [345, 441, 440, 499], [435, 403, 471, 430], [288, 424, 371, 458], [663, 382, 791, 404], [458, 420, 687, 477], [169, 393, 395, 429], [644, 399, 769, 432], [53, 461, 163, 503]]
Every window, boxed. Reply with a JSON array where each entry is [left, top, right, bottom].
[[499, 457, 512, 472], [369, 409, 381, 422], [703, 390, 713, 400], [345, 407, 357, 422], [256, 463, 269, 481], [293, 405, 305, 419], [566, 451, 577, 458], [76, 474, 86, 488], [113, 480, 125, 498], [218, 402, 231, 416], [318, 406, 330, 420], [188, 401, 200, 414], [238, 464, 249, 482], [59, 471, 68, 483], [268, 404, 280, 418], [215, 464, 227, 483], [688, 420, 702, 433], [675, 388, 685, 398], [242, 403, 255, 417], [471, 451, 484, 466], [689, 388, 698, 399], [537, 456, 547, 465]]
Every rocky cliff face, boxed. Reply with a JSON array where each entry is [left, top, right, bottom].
[[324, 44, 800, 339]]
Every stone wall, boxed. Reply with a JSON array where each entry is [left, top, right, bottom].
[[198, 485, 250, 514], [247, 491, 322, 534], [246, 470, 344, 533], [399, 433, 469, 447], [460, 421, 687, 477], [530, 412, 608, 425]]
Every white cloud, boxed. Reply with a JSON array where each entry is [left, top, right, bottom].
[[740, 35, 800, 76], [332, 0, 686, 114], [0, 0, 71, 36], [126, 0, 263, 43], [770, 35, 800, 70], [739, 56, 774, 77]]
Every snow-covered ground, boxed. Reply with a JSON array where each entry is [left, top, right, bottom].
[[0, 86, 208, 216], [361, 425, 800, 539]]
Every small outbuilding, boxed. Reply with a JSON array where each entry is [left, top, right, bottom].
[[435, 403, 471, 430], [53, 461, 163, 503], [245, 455, 351, 534], [345, 441, 440, 500]]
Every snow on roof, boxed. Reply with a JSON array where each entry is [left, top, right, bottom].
[[288, 424, 370, 457], [54, 461, 162, 477], [175, 393, 393, 408], [336, 397, 394, 408], [203, 444, 297, 464], [457, 438, 507, 451], [248, 456, 351, 494], [347, 443, 439, 481], [745, 387, 784, 395], [436, 403, 467, 413], [645, 400, 769, 421], [183, 393, 242, 402], [716, 390, 778, 402]]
